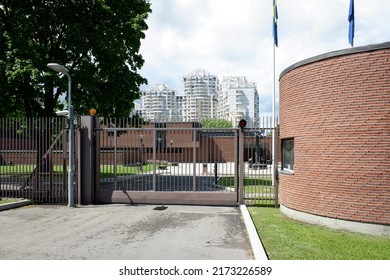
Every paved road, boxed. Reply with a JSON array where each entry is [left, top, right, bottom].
[[0, 204, 255, 260]]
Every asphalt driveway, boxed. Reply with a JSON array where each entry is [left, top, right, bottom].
[[0, 204, 257, 260]]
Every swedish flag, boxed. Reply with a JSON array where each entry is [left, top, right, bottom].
[[273, 0, 278, 47]]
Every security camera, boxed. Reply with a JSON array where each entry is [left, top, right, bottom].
[[55, 110, 69, 117]]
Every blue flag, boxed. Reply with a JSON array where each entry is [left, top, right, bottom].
[[273, 0, 278, 47], [348, 0, 355, 46]]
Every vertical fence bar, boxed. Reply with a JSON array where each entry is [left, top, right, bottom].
[[179, 129, 183, 192], [152, 129, 156, 191], [8, 118, 11, 199], [55, 117, 60, 203], [41, 118, 44, 203], [212, 131, 217, 192], [36, 118, 40, 203], [103, 119, 107, 190], [192, 129, 196, 192], [62, 118, 67, 203], [31, 118, 36, 201], [168, 129, 172, 190], [43, 117, 47, 203], [137, 129, 142, 189], [44, 117, 48, 203], [33, 118, 37, 202], [3, 118, 7, 198], [52, 118, 56, 204], [49, 120, 53, 203], [2, 118, 5, 197], [3, 118, 6, 198], [2, 118, 6, 198], [234, 129, 238, 198], [266, 116, 270, 206], [114, 129, 117, 191], [265, 125, 268, 204], [274, 117, 279, 208]]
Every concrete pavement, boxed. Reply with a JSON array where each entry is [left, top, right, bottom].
[[0, 204, 267, 260]]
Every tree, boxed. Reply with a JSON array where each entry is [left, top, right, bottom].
[[200, 118, 233, 128], [0, 0, 151, 117]]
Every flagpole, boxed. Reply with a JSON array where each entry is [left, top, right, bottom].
[[272, 37, 276, 188], [271, 0, 278, 189]]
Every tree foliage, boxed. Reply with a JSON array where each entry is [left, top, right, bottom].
[[200, 118, 233, 128], [0, 0, 151, 117]]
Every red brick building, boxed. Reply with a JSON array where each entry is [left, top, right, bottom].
[[279, 42, 390, 234], [98, 122, 273, 165]]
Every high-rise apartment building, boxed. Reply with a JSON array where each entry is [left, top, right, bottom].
[[139, 72, 259, 127], [182, 69, 218, 121], [218, 76, 259, 128], [141, 84, 179, 122]]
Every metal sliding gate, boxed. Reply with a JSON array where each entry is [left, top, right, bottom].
[[87, 117, 279, 207], [94, 125, 240, 206]]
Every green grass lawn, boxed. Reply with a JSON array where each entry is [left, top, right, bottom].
[[99, 164, 155, 179], [0, 199, 18, 205], [218, 177, 272, 187], [218, 177, 274, 195], [248, 206, 390, 260], [0, 164, 153, 179], [0, 165, 64, 174]]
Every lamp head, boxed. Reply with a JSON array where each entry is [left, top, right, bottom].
[[47, 63, 69, 73]]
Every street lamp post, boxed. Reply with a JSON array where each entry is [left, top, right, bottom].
[[47, 63, 75, 207]]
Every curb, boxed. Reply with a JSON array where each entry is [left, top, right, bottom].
[[0, 199, 31, 211], [240, 205, 269, 260]]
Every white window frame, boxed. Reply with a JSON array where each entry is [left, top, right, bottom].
[[282, 138, 294, 174]]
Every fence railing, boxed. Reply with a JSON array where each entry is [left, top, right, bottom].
[[0, 117, 69, 203], [1, 116, 278, 206]]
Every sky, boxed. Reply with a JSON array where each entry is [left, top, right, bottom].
[[138, 0, 390, 117]]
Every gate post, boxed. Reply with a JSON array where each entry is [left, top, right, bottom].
[[78, 115, 99, 205], [238, 128, 245, 205]]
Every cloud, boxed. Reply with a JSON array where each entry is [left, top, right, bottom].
[[139, 0, 390, 115]]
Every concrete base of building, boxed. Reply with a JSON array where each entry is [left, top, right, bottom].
[[280, 204, 390, 236]]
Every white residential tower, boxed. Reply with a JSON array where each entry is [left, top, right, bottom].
[[182, 69, 218, 121], [218, 76, 259, 128]]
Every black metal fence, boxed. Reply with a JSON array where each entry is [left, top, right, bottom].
[[0, 116, 278, 206], [0, 117, 69, 203]]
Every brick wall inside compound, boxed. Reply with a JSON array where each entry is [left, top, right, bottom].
[[279, 42, 390, 226]]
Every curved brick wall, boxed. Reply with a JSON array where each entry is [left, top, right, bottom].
[[279, 42, 390, 226]]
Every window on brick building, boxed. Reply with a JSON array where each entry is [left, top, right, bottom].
[[282, 138, 294, 173]]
